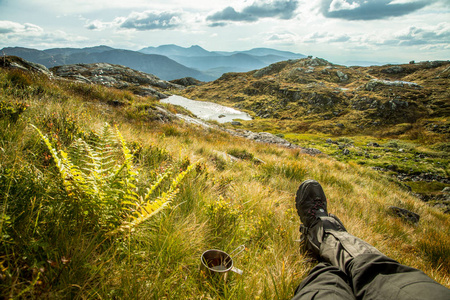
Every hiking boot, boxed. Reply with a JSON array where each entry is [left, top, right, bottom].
[[295, 179, 328, 228], [295, 180, 329, 255]]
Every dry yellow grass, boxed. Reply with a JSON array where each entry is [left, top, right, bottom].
[[1, 68, 448, 298]]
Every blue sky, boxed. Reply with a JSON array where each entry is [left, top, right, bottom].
[[0, 0, 449, 64]]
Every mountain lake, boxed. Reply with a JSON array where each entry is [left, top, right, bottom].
[[161, 95, 252, 123]]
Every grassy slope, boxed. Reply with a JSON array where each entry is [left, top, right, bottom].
[[0, 68, 449, 299], [181, 58, 450, 201], [182, 58, 449, 138]]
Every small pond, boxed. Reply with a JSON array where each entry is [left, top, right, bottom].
[[161, 95, 252, 124]]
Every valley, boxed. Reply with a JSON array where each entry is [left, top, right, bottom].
[[180, 57, 450, 210], [0, 53, 449, 298]]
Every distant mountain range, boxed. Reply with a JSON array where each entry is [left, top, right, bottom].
[[1, 45, 306, 81]]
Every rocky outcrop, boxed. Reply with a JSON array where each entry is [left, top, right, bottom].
[[336, 70, 349, 81], [1, 56, 52, 77], [170, 77, 202, 87], [364, 79, 421, 91], [222, 129, 322, 155], [253, 60, 297, 78], [388, 206, 420, 224], [51, 63, 184, 99]]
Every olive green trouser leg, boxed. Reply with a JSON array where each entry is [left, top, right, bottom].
[[292, 263, 355, 300], [310, 216, 450, 300]]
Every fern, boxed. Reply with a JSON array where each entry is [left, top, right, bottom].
[[112, 163, 197, 234], [33, 123, 196, 233]]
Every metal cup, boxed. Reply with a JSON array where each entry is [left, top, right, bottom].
[[200, 245, 245, 280]]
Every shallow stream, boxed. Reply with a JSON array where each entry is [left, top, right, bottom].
[[161, 95, 252, 123]]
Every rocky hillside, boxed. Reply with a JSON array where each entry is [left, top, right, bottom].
[[182, 57, 450, 137], [1, 56, 183, 99]]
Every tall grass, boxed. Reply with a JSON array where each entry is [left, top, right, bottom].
[[0, 67, 449, 298]]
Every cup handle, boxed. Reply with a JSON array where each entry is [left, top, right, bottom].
[[231, 266, 243, 275], [229, 245, 246, 258]]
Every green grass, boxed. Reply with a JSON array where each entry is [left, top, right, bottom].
[[1, 68, 449, 298]]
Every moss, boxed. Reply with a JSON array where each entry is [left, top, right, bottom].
[[405, 181, 448, 194]]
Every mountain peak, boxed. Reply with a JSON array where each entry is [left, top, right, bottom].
[[139, 44, 215, 57]]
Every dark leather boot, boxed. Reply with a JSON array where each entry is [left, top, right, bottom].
[[295, 179, 331, 255], [295, 179, 383, 271], [295, 179, 328, 228]]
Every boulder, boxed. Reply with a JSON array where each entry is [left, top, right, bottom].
[[170, 77, 202, 87], [382, 66, 404, 74], [336, 70, 349, 81], [51, 63, 183, 96], [1, 55, 52, 77], [365, 79, 421, 91], [388, 206, 420, 224]]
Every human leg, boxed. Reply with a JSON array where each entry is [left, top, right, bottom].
[[295, 180, 450, 300], [292, 262, 355, 300]]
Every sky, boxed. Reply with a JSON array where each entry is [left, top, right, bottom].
[[0, 0, 449, 64]]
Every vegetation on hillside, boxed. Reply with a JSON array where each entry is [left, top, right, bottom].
[[182, 57, 450, 210], [182, 57, 449, 137], [0, 65, 449, 299]]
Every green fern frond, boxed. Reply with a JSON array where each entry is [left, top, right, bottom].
[[32, 125, 86, 196], [34, 122, 196, 234], [111, 162, 197, 234], [142, 171, 172, 203]]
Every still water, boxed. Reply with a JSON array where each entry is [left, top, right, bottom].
[[161, 95, 252, 124]]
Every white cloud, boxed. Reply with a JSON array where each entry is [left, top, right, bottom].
[[0, 21, 43, 34], [368, 23, 450, 47], [85, 10, 184, 31], [0, 21, 87, 48], [300, 31, 352, 44], [266, 32, 298, 45], [329, 0, 360, 12], [120, 11, 182, 30]]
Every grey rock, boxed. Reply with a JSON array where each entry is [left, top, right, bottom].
[[382, 66, 404, 74], [51, 62, 183, 98], [299, 57, 331, 67], [1, 55, 53, 77], [336, 70, 349, 81], [388, 206, 420, 224], [368, 142, 380, 147], [170, 77, 202, 87], [134, 87, 169, 99], [365, 79, 421, 91]]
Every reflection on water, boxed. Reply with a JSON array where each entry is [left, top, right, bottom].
[[161, 95, 252, 123]]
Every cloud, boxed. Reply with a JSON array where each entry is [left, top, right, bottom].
[[85, 11, 182, 31], [266, 32, 298, 45], [119, 11, 182, 31], [0, 21, 43, 35], [320, 0, 431, 20], [394, 23, 450, 46], [208, 22, 227, 27], [207, 0, 299, 24], [328, 34, 351, 42], [301, 31, 352, 44], [0, 21, 87, 48], [351, 23, 450, 49], [85, 20, 111, 31]]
